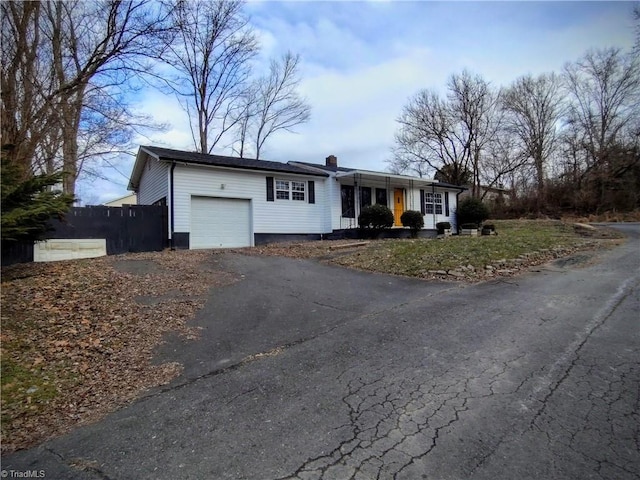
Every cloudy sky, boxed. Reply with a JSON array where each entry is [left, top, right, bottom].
[[83, 0, 637, 205]]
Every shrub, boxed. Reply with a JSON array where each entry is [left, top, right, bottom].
[[358, 204, 394, 230], [436, 221, 451, 234], [401, 210, 424, 237], [456, 197, 489, 228], [481, 223, 496, 236]]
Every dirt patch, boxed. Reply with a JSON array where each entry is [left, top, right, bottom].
[[562, 209, 640, 223], [552, 252, 596, 269], [237, 239, 373, 259], [572, 224, 627, 239], [112, 259, 165, 276], [1, 249, 238, 453]]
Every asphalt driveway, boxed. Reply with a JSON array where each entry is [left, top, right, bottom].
[[3, 224, 639, 479]]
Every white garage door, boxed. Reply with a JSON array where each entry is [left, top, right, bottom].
[[190, 197, 251, 249]]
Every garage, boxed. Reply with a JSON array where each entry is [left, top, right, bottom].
[[190, 196, 252, 249]]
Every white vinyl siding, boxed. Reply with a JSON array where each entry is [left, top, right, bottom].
[[173, 164, 328, 236], [422, 189, 456, 229], [138, 158, 168, 205]]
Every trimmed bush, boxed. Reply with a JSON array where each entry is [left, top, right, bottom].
[[401, 210, 424, 238], [456, 197, 489, 228], [358, 204, 394, 230], [436, 221, 451, 234]]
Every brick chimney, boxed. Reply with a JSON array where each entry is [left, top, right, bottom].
[[326, 155, 337, 167]]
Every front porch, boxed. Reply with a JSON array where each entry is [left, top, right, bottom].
[[334, 169, 462, 231]]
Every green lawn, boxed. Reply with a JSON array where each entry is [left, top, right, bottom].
[[330, 220, 620, 276]]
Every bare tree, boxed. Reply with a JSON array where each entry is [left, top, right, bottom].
[[2, 2, 51, 177], [501, 73, 564, 199], [481, 127, 532, 198], [1, 0, 167, 194], [448, 70, 501, 196], [390, 70, 500, 194], [390, 89, 469, 183], [231, 86, 257, 157], [561, 48, 640, 211], [387, 144, 431, 178], [250, 52, 310, 159], [162, 0, 258, 154], [563, 48, 639, 175]]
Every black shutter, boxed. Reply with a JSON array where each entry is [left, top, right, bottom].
[[308, 180, 315, 204], [420, 189, 425, 215], [445, 191, 450, 216], [266, 177, 274, 201]]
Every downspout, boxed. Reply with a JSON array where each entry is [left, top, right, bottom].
[[170, 161, 176, 250]]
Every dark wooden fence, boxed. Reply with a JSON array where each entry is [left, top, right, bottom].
[[2, 205, 168, 267]]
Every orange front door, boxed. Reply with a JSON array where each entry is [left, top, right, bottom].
[[393, 189, 404, 226]]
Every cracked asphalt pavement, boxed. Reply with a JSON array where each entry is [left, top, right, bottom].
[[3, 223, 639, 479]]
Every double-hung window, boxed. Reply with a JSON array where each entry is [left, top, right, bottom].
[[425, 192, 443, 214], [276, 179, 305, 201], [291, 181, 305, 201]]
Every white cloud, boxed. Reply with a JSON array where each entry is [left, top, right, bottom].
[[131, 90, 194, 150], [80, 1, 637, 199]]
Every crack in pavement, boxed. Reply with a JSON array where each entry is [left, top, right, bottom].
[[268, 274, 640, 480], [44, 447, 112, 480], [527, 273, 640, 429], [274, 352, 532, 480], [463, 274, 640, 479]]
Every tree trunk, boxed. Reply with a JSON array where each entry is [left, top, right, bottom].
[[60, 91, 83, 195]]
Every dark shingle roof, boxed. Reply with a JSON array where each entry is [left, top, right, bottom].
[[291, 161, 466, 189], [141, 146, 328, 177], [290, 161, 355, 173]]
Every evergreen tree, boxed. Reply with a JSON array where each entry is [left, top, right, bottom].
[[1, 146, 74, 243]]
